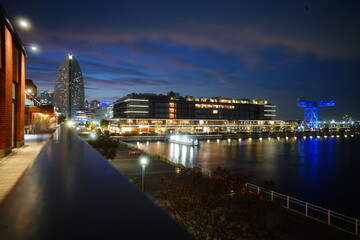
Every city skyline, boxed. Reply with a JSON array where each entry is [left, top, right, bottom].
[[3, 0, 360, 120]]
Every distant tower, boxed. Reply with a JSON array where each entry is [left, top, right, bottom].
[[54, 54, 85, 118], [297, 98, 335, 129]]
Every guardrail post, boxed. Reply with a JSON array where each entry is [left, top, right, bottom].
[[257, 187, 260, 195], [271, 191, 274, 201], [328, 210, 331, 225], [305, 202, 308, 217], [287, 196, 289, 209], [356, 219, 358, 236]]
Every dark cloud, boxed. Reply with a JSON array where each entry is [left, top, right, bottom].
[[3, 0, 360, 119]]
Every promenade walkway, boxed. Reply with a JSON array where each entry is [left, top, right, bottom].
[[0, 133, 52, 204], [111, 143, 358, 240], [0, 125, 193, 240]]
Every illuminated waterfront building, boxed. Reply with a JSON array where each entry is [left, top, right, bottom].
[[54, 54, 85, 118], [112, 92, 285, 134]]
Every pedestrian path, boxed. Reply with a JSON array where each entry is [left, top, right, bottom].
[[0, 133, 52, 204]]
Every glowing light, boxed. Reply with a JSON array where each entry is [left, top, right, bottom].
[[336, 135, 340, 138], [294, 137, 297, 140], [310, 136, 313, 139], [68, 54, 73, 60], [238, 138, 242, 141], [324, 136, 328, 138], [303, 136, 306, 139], [90, 133, 96, 139], [285, 137, 289, 140], [351, 135, 354, 137], [248, 138, 252, 141], [146, 141, 149, 145], [344, 135, 348, 138], [317, 136, 320, 138], [140, 157, 148, 165], [66, 121, 74, 127], [137, 142, 140, 144], [268, 137, 271, 140], [207, 139, 210, 143], [227, 138, 231, 142], [217, 139, 220, 143], [17, 18, 32, 30], [157, 141, 160, 144], [259, 137, 262, 141], [277, 137, 280, 140], [331, 135, 334, 138]]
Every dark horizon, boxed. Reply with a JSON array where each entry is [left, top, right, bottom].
[[3, 0, 360, 120]]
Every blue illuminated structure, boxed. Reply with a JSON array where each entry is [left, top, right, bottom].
[[297, 98, 335, 129]]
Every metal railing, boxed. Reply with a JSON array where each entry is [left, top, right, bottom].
[[245, 182, 359, 237]]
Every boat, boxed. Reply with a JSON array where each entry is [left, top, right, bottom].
[[168, 134, 199, 146]]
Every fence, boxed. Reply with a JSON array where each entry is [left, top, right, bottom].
[[245, 182, 359, 237]]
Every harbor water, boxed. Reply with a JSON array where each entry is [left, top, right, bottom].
[[134, 135, 360, 218]]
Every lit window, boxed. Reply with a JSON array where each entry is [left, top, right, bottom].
[[169, 108, 175, 113], [169, 102, 175, 107], [213, 110, 218, 114], [169, 114, 175, 119]]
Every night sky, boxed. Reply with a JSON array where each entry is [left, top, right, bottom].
[[3, 0, 360, 120]]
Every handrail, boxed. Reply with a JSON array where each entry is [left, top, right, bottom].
[[245, 182, 359, 237]]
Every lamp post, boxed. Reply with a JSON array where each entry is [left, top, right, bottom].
[[140, 156, 148, 192]]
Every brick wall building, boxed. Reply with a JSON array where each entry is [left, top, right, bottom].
[[0, 5, 26, 157]]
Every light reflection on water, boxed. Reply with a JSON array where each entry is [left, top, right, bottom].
[[136, 136, 360, 218]]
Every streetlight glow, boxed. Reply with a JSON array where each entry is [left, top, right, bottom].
[[140, 157, 148, 165], [16, 18, 32, 30]]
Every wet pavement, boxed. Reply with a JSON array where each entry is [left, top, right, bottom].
[[0, 125, 193, 240]]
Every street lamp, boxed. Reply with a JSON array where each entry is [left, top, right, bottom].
[[140, 156, 148, 192]]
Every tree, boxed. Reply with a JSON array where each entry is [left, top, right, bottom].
[[155, 167, 286, 240], [100, 119, 110, 131], [87, 132, 119, 160]]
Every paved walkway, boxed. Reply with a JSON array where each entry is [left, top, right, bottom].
[[0, 133, 52, 204], [110, 143, 359, 240]]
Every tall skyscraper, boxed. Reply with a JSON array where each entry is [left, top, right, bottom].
[[54, 54, 85, 118]]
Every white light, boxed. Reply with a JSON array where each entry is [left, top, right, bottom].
[[268, 137, 271, 140], [336, 135, 340, 138], [248, 138, 252, 141], [137, 142, 140, 144], [317, 136, 320, 138], [238, 138, 242, 141], [310, 136, 313, 139], [207, 139, 210, 143], [331, 135, 334, 138], [294, 137, 297, 139], [324, 136, 328, 138], [90, 133, 96, 139], [146, 141, 149, 145], [157, 141, 160, 144], [227, 138, 231, 142], [277, 137, 280, 140], [17, 18, 31, 30], [345, 135, 348, 138], [259, 137, 262, 141], [69, 54, 73, 60], [285, 137, 288, 140], [303, 136, 306, 139], [217, 139, 220, 143], [140, 157, 148, 165], [351, 135, 354, 137]]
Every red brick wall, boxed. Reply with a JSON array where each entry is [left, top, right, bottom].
[[0, 24, 25, 154], [16, 52, 25, 145]]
